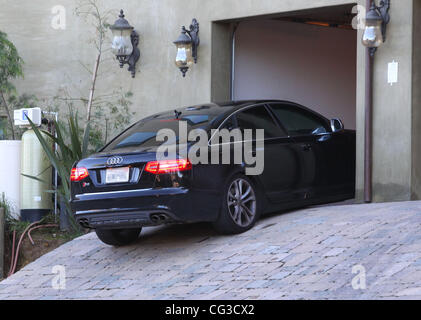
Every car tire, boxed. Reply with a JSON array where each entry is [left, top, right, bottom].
[[213, 174, 261, 235], [95, 228, 142, 246]]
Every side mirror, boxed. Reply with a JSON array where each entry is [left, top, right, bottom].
[[330, 118, 344, 132]]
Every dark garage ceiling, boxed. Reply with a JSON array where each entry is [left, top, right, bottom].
[[274, 4, 355, 26], [272, 4, 357, 29], [220, 4, 357, 30]]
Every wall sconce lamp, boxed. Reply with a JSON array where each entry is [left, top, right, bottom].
[[110, 10, 140, 78], [362, 0, 390, 56], [173, 19, 200, 77]]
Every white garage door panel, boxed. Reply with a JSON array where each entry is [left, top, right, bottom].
[[234, 19, 357, 130]]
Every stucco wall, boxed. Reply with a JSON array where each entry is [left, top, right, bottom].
[[0, 0, 418, 203], [233, 19, 357, 129], [0, 0, 358, 116], [369, 0, 414, 202]]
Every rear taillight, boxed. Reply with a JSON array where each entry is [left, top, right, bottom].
[[70, 167, 89, 182], [144, 159, 192, 174]]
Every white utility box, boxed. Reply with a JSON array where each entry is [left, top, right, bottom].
[[14, 107, 42, 127]]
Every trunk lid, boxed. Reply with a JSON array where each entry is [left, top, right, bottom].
[[75, 150, 158, 194]]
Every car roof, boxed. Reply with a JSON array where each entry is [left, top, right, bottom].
[[141, 100, 329, 128], [148, 100, 303, 118], [216, 100, 302, 110]]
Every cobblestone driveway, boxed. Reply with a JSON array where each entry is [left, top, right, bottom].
[[1, 201, 421, 299]]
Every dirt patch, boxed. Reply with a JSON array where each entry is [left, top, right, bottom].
[[2, 227, 73, 278]]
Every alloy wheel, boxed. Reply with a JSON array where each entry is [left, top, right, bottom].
[[227, 178, 257, 227]]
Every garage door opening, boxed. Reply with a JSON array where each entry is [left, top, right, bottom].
[[231, 5, 357, 130], [211, 4, 358, 200]]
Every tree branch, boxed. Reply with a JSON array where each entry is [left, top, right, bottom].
[[86, 52, 101, 122]]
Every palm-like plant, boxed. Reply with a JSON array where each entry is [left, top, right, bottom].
[[28, 113, 90, 233]]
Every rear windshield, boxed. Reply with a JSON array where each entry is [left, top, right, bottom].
[[103, 114, 213, 151]]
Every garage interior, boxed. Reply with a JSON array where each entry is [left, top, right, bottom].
[[229, 4, 358, 130], [210, 4, 358, 200]]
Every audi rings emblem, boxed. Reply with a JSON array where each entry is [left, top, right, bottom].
[[107, 156, 123, 166]]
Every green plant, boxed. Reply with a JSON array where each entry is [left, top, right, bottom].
[[0, 30, 24, 140], [27, 112, 88, 233], [6, 218, 31, 236], [0, 193, 13, 226], [0, 193, 29, 235]]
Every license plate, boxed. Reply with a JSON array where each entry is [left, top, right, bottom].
[[105, 167, 130, 184]]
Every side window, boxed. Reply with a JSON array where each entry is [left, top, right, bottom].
[[269, 104, 329, 136], [235, 105, 285, 139], [220, 115, 236, 131], [210, 115, 238, 146]]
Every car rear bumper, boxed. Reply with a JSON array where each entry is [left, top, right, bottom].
[[71, 187, 221, 229], [75, 208, 178, 229]]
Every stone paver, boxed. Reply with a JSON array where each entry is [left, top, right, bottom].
[[2, 201, 421, 299]]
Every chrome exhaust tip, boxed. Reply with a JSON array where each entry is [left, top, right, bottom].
[[150, 213, 170, 224]]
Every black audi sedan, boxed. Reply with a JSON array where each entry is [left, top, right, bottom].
[[71, 100, 355, 246]]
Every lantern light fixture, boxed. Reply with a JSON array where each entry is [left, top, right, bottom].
[[110, 9, 140, 78], [173, 19, 200, 77], [362, 0, 390, 56]]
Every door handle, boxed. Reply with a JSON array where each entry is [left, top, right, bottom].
[[301, 144, 312, 152]]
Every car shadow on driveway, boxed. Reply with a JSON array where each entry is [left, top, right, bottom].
[[129, 209, 302, 247], [133, 222, 220, 246], [120, 200, 355, 248]]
